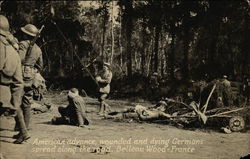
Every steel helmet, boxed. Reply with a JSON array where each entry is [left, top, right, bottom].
[[0, 15, 10, 36], [21, 24, 39, 37]]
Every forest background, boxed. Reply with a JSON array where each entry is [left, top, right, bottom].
[[0, 0, 249, 98]]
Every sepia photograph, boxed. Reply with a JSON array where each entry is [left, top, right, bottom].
[[0, 0, 249, 159]]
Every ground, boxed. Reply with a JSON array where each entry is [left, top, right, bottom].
[[0, 92, 249, 159]]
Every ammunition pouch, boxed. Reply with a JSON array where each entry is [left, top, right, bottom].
[[22, 66, 36, 81]]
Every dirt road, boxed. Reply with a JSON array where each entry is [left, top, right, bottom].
[[1, 92, 249, 159]]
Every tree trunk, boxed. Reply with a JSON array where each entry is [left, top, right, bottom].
[[160, 32, 164, 77], [123, 0, 133, 77], [101, 3, 108, 59], [208, 25, 219, 79], [150, 32, 155, 74], [153, 23, 161, 73], [169, 32, 176, 80], [242, 10, 250, 76], [141, 20, 147, 75], [183, 28, 190, 79], [110, 0, 115, 64], [119, 9, 123, 69]]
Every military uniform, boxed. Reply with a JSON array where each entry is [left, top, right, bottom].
[[149, 73, 160, 89], [0, 15, 29, 144], [53, 89, 89, 126], [221, 77, 232, 106], [15, 24, 43, 130], [148, 72, 160, 100], [59, 96, 89, 126], [96, 63, 112, 115], [243, 78, 250, 104]]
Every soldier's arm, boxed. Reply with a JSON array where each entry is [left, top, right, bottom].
[[11, 56, 24, 108], [34, 46, 43, 71], [18, 41, 29, 62], [98, 72, 112, 84], [35, 53, 43, 71]]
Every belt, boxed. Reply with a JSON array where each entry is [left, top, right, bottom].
[[23, 65, 34, 68]]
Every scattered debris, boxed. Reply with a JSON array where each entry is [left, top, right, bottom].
[[221, 127, 232, 134], [105, 83, 250, 133]]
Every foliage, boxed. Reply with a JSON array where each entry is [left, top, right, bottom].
[[0, 0, 249, 96]]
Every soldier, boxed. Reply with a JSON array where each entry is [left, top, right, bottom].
[[104, 101, 171, 121], [221, 75, 232, 106], [149, 72, 160, 87], [0, 15, 30, 144], [52, 88, 89, 127], [221, 75, 231, 87], [148, 72, 160, 100], [14, 24, 43, 130], [95, 62, 112, 115], [243, 77, 250, 104]]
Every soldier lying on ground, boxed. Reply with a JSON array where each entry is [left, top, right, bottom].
[[31, 102, 51, 114], [30, 73, 51, 114], [52, 88, 89, 127], [32, 72, 46, 101], [104, 101, 171, 121]]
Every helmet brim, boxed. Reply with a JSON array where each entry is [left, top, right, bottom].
[[21, 27, 36, 37]]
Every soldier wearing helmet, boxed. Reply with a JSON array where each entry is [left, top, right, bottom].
[[14, 24, 43, 131], [95, 62, 113, 115], [19, 24, 43, 70], [0, 15, 30, 144]]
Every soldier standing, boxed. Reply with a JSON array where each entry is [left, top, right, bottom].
[[149, 72, 160, 100], [95, 62, 112, 115], [14, 24, 43, 130], [221, 75, 232, 106], [0, 15, 30, 144], [243, 77, 250, 104]]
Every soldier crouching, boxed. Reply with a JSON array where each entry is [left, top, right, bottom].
[[52, 88, 89, 127]]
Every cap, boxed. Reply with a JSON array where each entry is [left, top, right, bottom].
[[68, 88, 79, 98], [103, 62, 111, 69]]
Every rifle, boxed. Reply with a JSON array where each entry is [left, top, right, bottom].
[[73, 49, 100, 88], [51, 20, 100, 88], [25, 25, 45, 61]]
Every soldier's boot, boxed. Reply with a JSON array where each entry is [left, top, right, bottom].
[[13, 132, 21, 139], [97, 102, 105, 115], [13, 109, 30, 144], [104, 103, 112, 114], [13, 133, 30, 144]]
